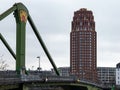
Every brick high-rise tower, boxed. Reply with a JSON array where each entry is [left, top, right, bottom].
[[70, 8, 97, 82]]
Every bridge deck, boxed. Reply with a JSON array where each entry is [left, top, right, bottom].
[[0, 71, 107, 90]]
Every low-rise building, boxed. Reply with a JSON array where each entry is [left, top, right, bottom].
[[52, 66, 116, 88], [97, 67, 115, 87], [51, 67, 70, 76], [116, 63, 120, 88], [58, 67, 70, 76]]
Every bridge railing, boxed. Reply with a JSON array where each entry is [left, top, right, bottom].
[[21, 75, 43, 82], [0, 78, 20, 85], [0, 71, 110, 89]]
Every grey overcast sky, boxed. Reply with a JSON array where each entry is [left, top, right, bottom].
[[0, 0, 120, 70]]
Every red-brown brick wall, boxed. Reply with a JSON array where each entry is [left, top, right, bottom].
[[70, 8, 98, 83]]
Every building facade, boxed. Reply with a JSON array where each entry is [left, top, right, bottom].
[[97, 67, 115, 87], [51, 67, 70, 76], [70, 8, 97, 82], [58, 67, 70, 76], [116, 63, 120, 86]]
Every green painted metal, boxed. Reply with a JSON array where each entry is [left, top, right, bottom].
[[111, 85, 115, 90], [0, 2, 28, 74], [0, 6, 16, 20], [87, 85, 102, 90], [0, 84, 19, 90], [28, 15, 60, 76], [23, 85, 29, 90], [13, 3, 29, 74], [21, 82, 102, 90], [0, 33, 16, 59]]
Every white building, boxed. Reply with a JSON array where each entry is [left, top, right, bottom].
[[116, 63, 120, 86]]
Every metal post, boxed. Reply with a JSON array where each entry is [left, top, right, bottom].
[[37, 56, 40, 71]]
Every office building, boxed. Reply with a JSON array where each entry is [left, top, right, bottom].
[[70, 8, 97, 82], [97, 67, 115, 87], [58, 67, 70, 76], [116, 63, 120, 87]]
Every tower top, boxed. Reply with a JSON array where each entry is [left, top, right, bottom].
[[80, 8, 87, 11], [74, 8, 93, 15], [72, 8, 95, 31]]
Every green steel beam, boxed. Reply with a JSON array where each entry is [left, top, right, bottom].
[[0, 33, 16, 60], [13, 3, 29, 74], [0, 6, 16, 20], [28, 15, 60, 76], [0, 84, 19, 90]]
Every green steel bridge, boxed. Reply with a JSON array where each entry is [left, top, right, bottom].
[[0, 3, 111, 90], [0, 73, 103, 90]]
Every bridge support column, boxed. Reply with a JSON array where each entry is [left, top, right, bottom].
[[14, 3, 29, 74]]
